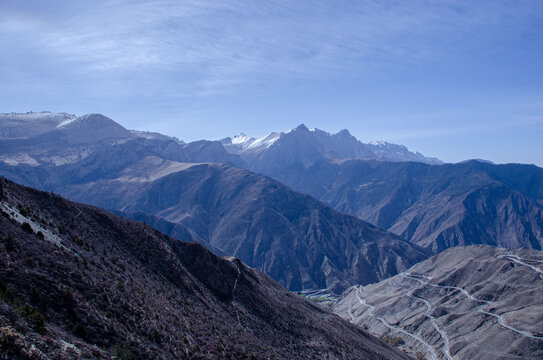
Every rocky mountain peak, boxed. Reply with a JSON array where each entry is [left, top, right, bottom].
[[336, 128, 352, 137], [291, 123, 309, 133]]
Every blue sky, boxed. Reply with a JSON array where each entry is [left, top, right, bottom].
[[1, 0, 543, 165]]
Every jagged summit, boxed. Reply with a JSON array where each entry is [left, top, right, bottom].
[[231, 132, 253, 144], [337, 128, 352, 137], [220, 124, 442, 174], [291, 123, 309, 132]]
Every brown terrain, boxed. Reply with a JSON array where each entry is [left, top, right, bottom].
[[332, 245, 543, 360]]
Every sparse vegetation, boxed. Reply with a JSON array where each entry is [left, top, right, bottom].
[[19, 303, 46, 334], [21, 221, 33, 234], [0, 178, 408, 360], [309, 296, 328, 303], [0, 279, 18, 305], [381, 335, 404, 347], [112, 344, 133, 360], [72, 322, 89, 340], [72, 235, 83, 246], [3, 234, 14, 251], [17, 204, 28, 217]]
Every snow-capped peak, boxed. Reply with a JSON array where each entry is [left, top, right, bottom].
[[56, 117, 78, 128], [247, 132, 280, 150], [286, 124, 309, 134], [221, 124, 442, 164], [221, 131, 282, 155]]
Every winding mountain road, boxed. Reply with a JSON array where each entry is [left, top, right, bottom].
[[408, 293, 452, 360], [344, 253, 543, 360], [402, 273, 543, 339], [352, 287, 439, 360], [498, 253, 543, 276]]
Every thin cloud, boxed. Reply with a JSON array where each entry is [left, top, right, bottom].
[[2, 0, 540, 96]]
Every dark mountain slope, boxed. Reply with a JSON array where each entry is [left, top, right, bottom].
[[0, 177, 410, 360], [266, 159, 543, 253], [57, 163, 428, 294]]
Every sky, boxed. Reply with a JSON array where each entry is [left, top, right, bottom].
[[1, 0, 543, 165]]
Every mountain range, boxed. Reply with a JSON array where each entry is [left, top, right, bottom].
[[0, 176, 411, 360], [0, 113, 241, 170], [331, 245, 543, 359], [2, 110, 543, 359], [0, 113, 428, 294], [220, 124, 442, 173], [1, 112, 543, 285], [216, 123, 543, 254]]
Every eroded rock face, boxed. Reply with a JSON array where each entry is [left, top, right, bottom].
[[264, 159, 543, 253], [332, 245, 543, 360], [0, 177, 411, 360]]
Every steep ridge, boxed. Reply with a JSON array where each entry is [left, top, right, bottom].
[[0, 177, 410, 360], [57, 162, 428, 293], [332, 245, 543, 360], [265, 159, 543, 253]]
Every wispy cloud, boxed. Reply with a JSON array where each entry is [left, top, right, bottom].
[[2, 0, 540, 97]]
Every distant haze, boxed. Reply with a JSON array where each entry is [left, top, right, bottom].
[[1, 1, 542, 166]]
